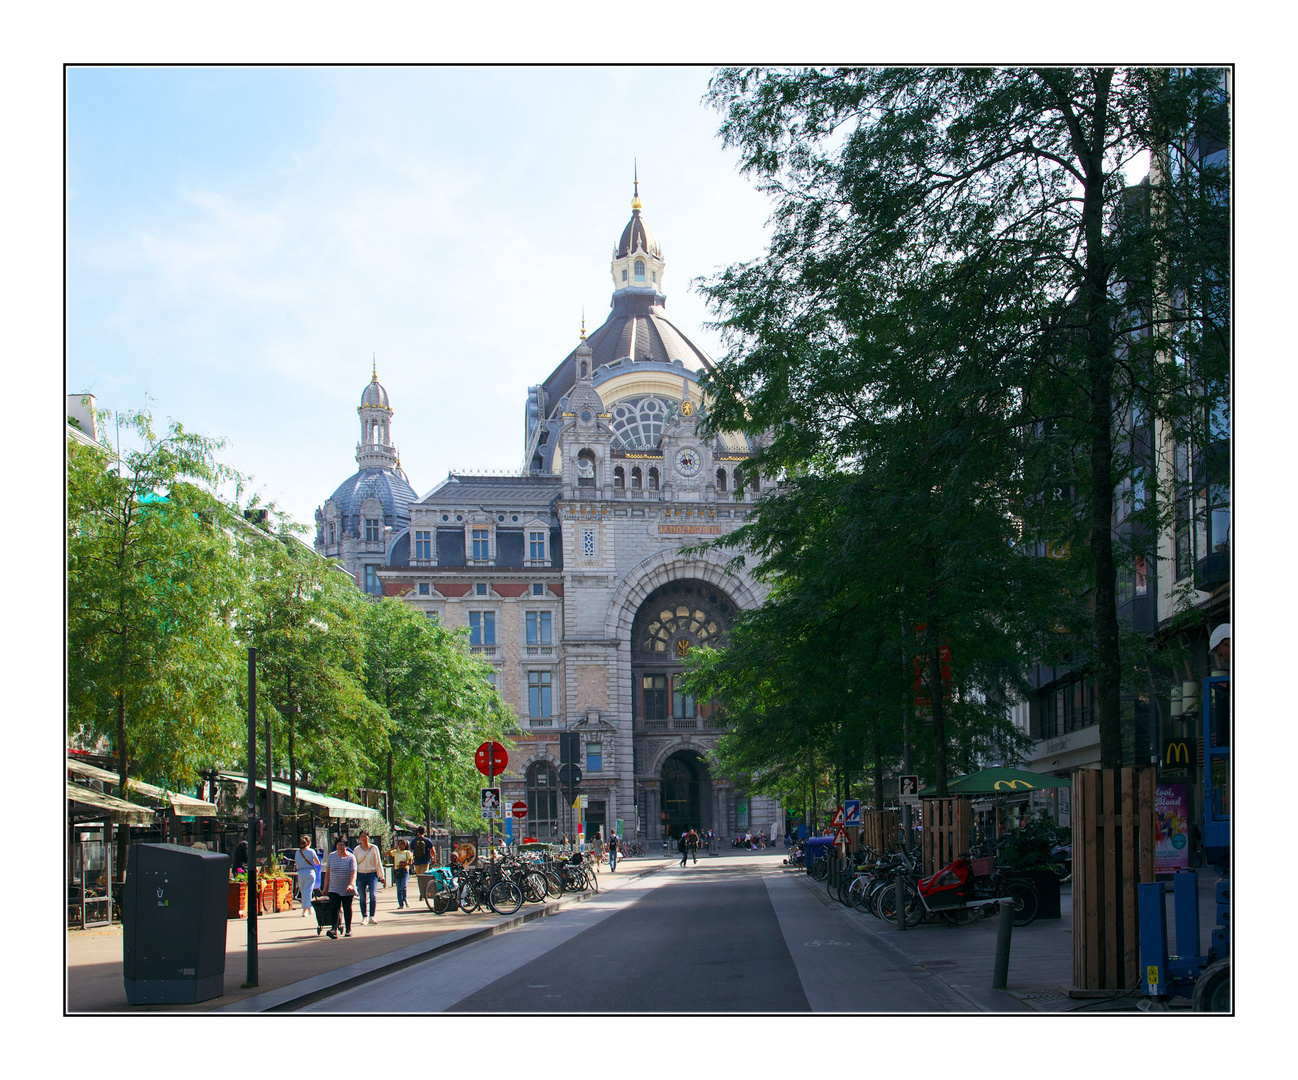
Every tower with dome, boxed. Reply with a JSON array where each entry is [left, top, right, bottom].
[[314, 182, 782, 846], [314, 362, 418, 596]]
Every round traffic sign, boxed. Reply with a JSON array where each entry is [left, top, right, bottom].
[[559, 763, 582, 788], [475, 741, 509, 776], [511, 800, 528, 819]]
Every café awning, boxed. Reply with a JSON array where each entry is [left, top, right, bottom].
[[67, 757, 217, 816], [218, 772, 382, 821], [67, 783, 156, 825], [918, 767, 1073, 797]]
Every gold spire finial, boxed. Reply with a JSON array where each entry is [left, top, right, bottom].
[[581, 307, 587, 340], [631, 160, 641, 211], [372, 353, 378, 382]]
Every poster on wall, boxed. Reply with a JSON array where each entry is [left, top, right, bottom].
[[1154, 784, 1191, 872], [736, 797, 749, 830]]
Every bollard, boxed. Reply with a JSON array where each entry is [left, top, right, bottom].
[[991, 900, 1014, 988]]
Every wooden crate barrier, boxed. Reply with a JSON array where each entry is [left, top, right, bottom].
[[1071, 768, 1156, 993], [859, 810, 900, 853], [920, 798, 970, 876]]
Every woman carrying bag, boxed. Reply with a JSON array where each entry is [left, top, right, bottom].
[[294, 835, 321, 917]]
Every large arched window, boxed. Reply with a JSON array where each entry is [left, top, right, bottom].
[[526, 761, 560, 841], [610, 397, 668, 449]]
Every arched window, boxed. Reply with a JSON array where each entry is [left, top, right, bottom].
[[631, 466, 642, 490], [716, 468, 727, 492], [577, 448, 596, 488], [648, 467, 659, 491], [525, 761, 560, 841], [579, 361, 588, 378], [635, 260, 645, 281], [613, 466, 625, 489]]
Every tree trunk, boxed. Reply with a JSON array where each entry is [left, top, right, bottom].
[[386, 750, 395, 834], [114, 690, 130, 878]]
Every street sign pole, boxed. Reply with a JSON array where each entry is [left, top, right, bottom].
[[245, 647, 258, 988]]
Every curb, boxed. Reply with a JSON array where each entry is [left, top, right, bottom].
[[216, 861, 669, 1013]]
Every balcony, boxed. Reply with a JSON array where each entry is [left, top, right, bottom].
[[1195, 550, 1230, 592], [528, 717, 553, 728], [524, 645, 555, 658], [672, 719, 698, 731], [643, 720, 668, 732], [471, 645, 497, 658]]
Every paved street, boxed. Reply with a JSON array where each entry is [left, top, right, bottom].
[[301, 854, 969, 1013]]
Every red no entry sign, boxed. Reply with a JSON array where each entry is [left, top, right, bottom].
[[511, 800, 528, 819], [475, 741, 509, 776]]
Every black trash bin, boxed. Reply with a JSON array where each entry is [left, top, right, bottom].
[[123, 843, 230, 1005]]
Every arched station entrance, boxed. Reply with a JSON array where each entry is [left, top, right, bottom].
[[660, 749, 711, 838]]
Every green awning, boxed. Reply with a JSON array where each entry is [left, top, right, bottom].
[[68, 783, 156, 824], [918, 767, 1073, 797], [67, 757, 217, 816], [218, 772, 382, 821]]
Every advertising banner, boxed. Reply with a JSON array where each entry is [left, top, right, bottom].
[[1154, 783, 1191, 872]]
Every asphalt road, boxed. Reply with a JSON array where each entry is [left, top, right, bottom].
[[300, 855, 964, 1013]]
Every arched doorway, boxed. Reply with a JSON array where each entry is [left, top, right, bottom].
[[660, 749, 711, 838]]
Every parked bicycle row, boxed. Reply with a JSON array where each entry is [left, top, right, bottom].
[[788, 844, 1042, 928]]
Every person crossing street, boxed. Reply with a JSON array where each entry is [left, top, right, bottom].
[[607, 831, 619, 872]]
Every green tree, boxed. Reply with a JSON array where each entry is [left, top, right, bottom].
[[700, 67, 1229, 770], [358, 597, 514, 832], [67, 411, 247, 868], [241, 527, 384, 841]]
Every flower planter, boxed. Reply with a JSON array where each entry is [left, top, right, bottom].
[[228, 882, 247, 919], [256, 878, 293, 914]]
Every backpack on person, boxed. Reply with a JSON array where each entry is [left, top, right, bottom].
[[413, 836, 429, 863]]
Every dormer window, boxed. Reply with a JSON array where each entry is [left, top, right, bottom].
[[364, 518, 381, 542], [635, 260, 645, 281], [622, 268, 628, 281]]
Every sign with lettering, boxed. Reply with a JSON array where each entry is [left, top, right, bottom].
[[658, 524, 722, 536], [1154, 784, 1190, 872]]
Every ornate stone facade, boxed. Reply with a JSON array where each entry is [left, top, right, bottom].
[[318, 187, 782, 843]]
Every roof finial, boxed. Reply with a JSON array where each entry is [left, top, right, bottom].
[[580, 307, 587, 340], [372, 353, 378, 382], [631, 159, 641, 211]]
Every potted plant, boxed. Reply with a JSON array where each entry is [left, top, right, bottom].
[[228, 871, 248, 919], [995, 812, 1064, 919]]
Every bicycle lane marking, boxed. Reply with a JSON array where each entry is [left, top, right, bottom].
[[762, 867, 965, 1013]]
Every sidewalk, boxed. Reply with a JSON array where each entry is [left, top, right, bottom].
[[66, 854, 675, 1014], [788, 863, 1223, 1012]]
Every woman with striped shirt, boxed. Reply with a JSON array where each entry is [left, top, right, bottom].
[[322, 836, 357, 939]]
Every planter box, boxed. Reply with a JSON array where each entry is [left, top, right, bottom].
[[1024, 868, 1062, 920], [256, 879, 293, 913], [227, 882, 247, 919]]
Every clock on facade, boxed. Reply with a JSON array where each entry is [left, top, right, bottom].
[[674, 447, 701, 477]]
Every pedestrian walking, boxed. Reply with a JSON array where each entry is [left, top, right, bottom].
[[391, 837, 412, 909], [412, 826, 431, 875], [294, 834, 321, 917], [687, 829, 699, 863], [322, 836, 357, 939], [353, 829, 384, 925], [678, 831, 689, 867], [607, 832, 619, 872]]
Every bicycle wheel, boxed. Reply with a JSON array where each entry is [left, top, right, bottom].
[[1006, 880, 1039, 926], [878, 881, 923, 927], [544, 870, 564, 897], [522, 872, 548, 903], [848, 876, 870, 910], [811, 856, 828, 881], [585, 868, 599, 893], [489, 879, 524, 915], [458, 881, 480, 914], [431, 891, 450, 915]]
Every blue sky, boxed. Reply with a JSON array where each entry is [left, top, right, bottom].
[[66, 66, 774, 529]]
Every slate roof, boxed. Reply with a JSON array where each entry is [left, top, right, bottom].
[[539, 292, 712, 418], [327, 466, 418, 527], [419, 473, 562, 508], [616, 206, 661, 260]]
